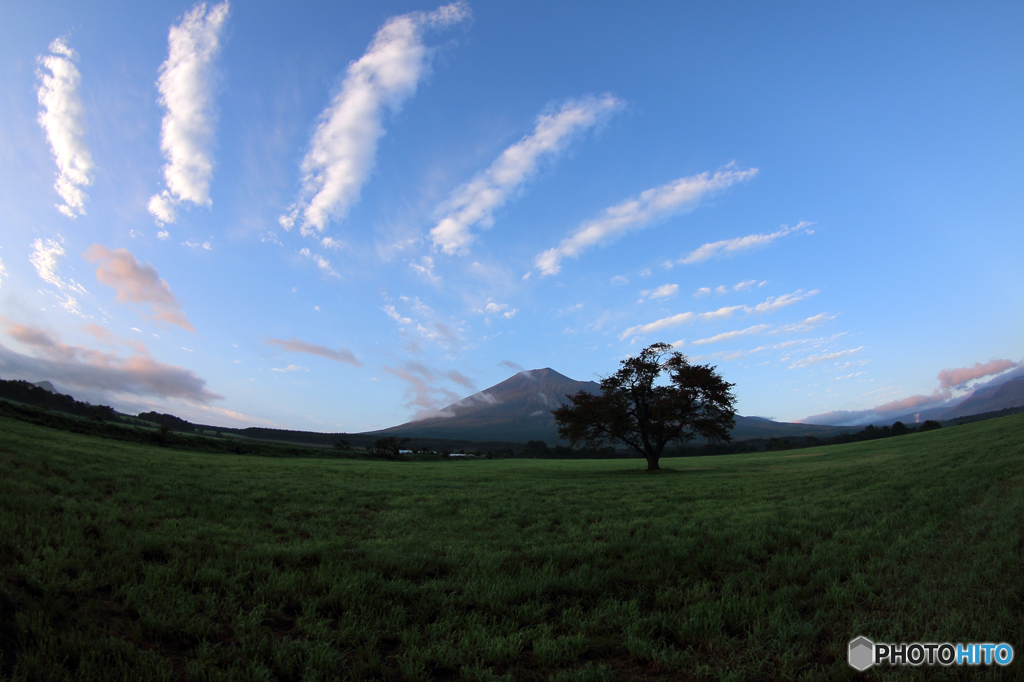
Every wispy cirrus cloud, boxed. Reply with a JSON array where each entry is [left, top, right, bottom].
[[772, 313, 834, 333], [84, 245, 194, 331], [430, 94, 624, 254], [675, 221, 814, 266], [30, 237, 87, 315], [620, 289, 818, 340], [36, 38, 94, 218], [751, 289, 820, 313], [280, 2, 470, 236], [148, 2, 230, 226], [535, 164, 758, 276], [382, 296, 462, 350], [0, 317, 220, 403], [789, 346, 863, 368], [266, 336, 360, 366]]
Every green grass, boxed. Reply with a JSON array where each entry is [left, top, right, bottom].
[[1, 414, 1022, 681]]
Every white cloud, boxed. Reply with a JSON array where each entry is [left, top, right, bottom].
[[639, 283, 678, 302], [271, 364, 305, 373], [30, 237, 88, 315], [535, 165, 758, 276], [610, 275, 628, 285], [409, 255, 440, 283], [148, 2, 230, 225], [157, 230, 170, 240], [750, 289, 819, 313], [790, 346, 864, 368], [691, 324, 771, 346], [430, 94, 624, 254], [620, 289, 818, 340], [298, 247, 338, 277], [182, 239, 212, 250], [773, 312, 834, 333], [281, 3, 470, 236], [677, 221, 813, 265], [30, 238, 86, 294], [384, 305, 412, 325], [320, 236, 344, 250], [620, 312, 696, 340], [693, 287, 711, 298], [36, 38, 94, 218], [0, 256, 6, 289]]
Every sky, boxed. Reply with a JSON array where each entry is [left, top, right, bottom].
[[1, 1, 1022, 432]]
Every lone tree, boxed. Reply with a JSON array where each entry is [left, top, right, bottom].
[[552, 342, 736, 471]]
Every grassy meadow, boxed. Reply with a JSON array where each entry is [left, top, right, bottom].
[[1, 413, 1022, 681]]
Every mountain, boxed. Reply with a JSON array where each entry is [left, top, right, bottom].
[[936, 376, 1024, 420], [371, 368, 600, 444], [32, 380, 60, 394], [369, 368, 853, 445], [879, 366, 1024, 425]]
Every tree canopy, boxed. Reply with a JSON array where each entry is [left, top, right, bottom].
[[552, 342, 736, 470]]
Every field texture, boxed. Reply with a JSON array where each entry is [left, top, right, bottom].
[[1, 413, 1022, 681]]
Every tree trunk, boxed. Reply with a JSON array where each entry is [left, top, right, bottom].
[[646, 455, 660, 470]]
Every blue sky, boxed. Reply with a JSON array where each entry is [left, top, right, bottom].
[[1, 1, 1022, 431]]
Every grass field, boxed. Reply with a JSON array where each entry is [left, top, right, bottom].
[[1, 413, 1022, 681]]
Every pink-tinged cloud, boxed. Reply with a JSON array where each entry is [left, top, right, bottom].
[[266, 337, 360, 366], [938, 359, 1019, 390], [0, 318, 220, 403], [443, 369, 475, 389], [499, 359, 524, 373], [872, 391, 948, 414], [383, 361, 465, 420], [84, 245, 194, 331], [799, 357, 1023, 426]]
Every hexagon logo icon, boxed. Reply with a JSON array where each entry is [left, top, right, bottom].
[[848, 636, 874, 671]]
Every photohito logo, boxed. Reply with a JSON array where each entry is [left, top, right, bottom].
[[848, 636, 1014, 670]]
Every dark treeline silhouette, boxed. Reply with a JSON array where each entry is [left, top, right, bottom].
[[753, 420, 942, 453], [0, 378, 117, 421]]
